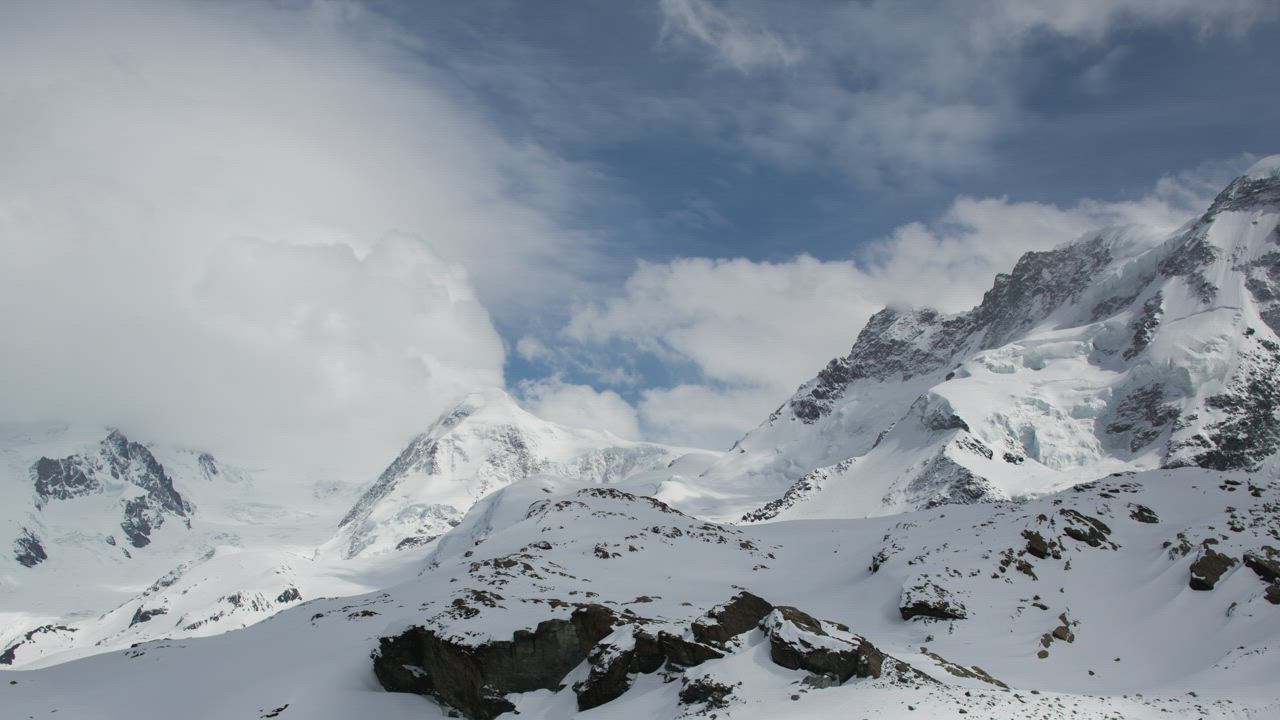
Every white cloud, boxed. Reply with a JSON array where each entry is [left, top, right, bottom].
[[0, 1, 599, 476], [516, 337, 553, 362], [517, 379, 641, 440], [637, 384, 779, 450], [561, 156, 1248, 449], [567, 256, 872, 393]]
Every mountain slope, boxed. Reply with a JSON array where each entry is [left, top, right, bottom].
[[715, 157, 1280, 522], [4, 461, 1278, 718]]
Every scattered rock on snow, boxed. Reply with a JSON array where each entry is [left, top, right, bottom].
[[1242, 548, 1280, 584], [900, 579, 968, 621], [761, 606, 885, 682]]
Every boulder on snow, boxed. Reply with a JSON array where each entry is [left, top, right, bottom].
[[1022, 529, 1051, 559], [900, 579, 968, 621], [1189, 549, 1237, 591], [690, 591, 773, 647], [760, 606, 884, 682]]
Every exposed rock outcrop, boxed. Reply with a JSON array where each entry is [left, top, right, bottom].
[[12, 528, 47, 568], [377, 590, 904, 718], [31, 430, 193, 549], [1243, 548, 1280, 584], [1059, 510, 1115, 549], [374, 604, 618, 720]]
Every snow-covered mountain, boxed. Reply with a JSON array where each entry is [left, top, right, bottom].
[[708, 156, 1280, 523], [0, 390, 704, 669], [331, 388, 700, 558], [0, 423, 368, 667], [3, 158, 1280, 719]]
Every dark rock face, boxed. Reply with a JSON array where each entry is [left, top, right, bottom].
[[926, 412, 971, 433], [197, 452, 220, 479], [12, 528, 47, 568], [900, 579, 968, 621], [1205, 172, 1280, 215], [657, 631, 725, 668], [1189, 549, 1238, 591], [1158, 222, 1220, 305], [32, 431, 192, 550], [910, 452, 1002, 509], [574, 641, 638, 711], [377, 590, 904, 716], [973, 236, 1113, 349], [374, 604, 618, 720], [1243, 251, 1280, 337], [762, 606, 885, 682], [573, 628, 725, 711], [790, 307, 963, 423], [1179, 341, 1280, 472], [678, 677, 735, 708], [275, 587, 302, 604], [121, 496, 161, 548], [32, 456, 102, 505], [343, 434, 444, 528], [0, 624, 76, 665], [1128, 504, 1159, 524], [1123, 292, 1164, 360], [1243, 548, 1280, 584], [394, 534, 439, 551], [786, 235, 1119, 425], [101, 431, 190, 515], [129, 607, 168, 627], [631, 631, 666, 673], [690, 591, 773, 647], [1106, 384, 1179, 452], [1023, 530, 1051, 559], [740, 461, 847, 523], [1059, 510, 1114, 548]]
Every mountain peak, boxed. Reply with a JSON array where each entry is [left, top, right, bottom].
[[332, 388, 683, 558], [1242, 154, 1280, 181], [719, 164, 1280, 522]]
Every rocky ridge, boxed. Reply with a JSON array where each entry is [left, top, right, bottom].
[[721, 161, 1280, 522]]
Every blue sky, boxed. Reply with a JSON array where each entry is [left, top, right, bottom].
[[1, 0, 1277, 473]]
